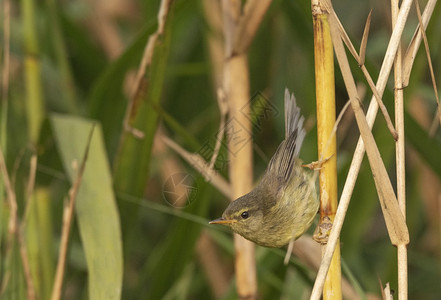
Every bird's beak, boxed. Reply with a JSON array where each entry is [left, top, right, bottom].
[[209, 217, 236, 225]]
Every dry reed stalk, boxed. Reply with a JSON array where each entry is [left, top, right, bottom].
[[391, 0, 408, 299], [311, 0, 342, 298], [224, 54, 257, 298], [51, 128, 94, 300], [222, 3, 257, 296], [51, 196, 75, 300], [220, 0, 273, 297]]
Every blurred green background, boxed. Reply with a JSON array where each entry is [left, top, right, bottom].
[[1, 0, 441, 299]]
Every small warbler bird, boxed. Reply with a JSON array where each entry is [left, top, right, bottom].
[[210, 89, 319, 248]]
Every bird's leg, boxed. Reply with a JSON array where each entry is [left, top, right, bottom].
[[284, 240, 295, 265]]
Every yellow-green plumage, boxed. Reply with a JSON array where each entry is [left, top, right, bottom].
[[210, 89, 319, 248]]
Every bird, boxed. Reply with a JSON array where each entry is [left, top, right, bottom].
[[209, 88, 319, 248]]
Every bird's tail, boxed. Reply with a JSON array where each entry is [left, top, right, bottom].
[[284, 88, 306, 151], [266, 89, 306, 183]]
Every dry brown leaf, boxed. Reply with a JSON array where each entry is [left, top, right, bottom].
[[359, 10, 372, 67]]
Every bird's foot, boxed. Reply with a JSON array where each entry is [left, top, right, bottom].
[[302, 154, 334, 170]]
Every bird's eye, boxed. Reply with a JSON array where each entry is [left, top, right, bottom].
[[241, 211, 249, 219]]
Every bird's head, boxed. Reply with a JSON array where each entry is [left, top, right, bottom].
[[210, 194, 264, 239]]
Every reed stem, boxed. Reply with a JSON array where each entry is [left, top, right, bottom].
[[312, 2, 342, 298]]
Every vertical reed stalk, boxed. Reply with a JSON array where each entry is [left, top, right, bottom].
[[203, 2, 272, 295], [312, 1, 342, 298], [392, 0, 408, 299], [225, 56, 257, 298], [222, 1, 257, 298]]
